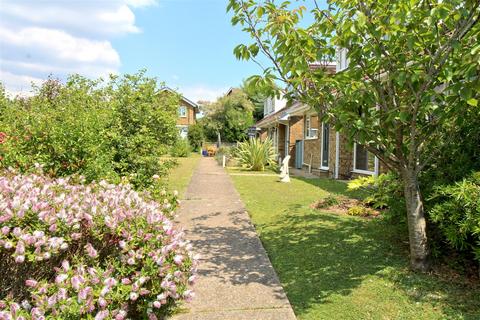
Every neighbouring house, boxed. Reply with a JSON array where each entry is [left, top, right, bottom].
[[255, 60, 385, 180], [161, 87, 200, 139]]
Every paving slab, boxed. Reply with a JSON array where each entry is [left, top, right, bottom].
[[171, 157, 296, 320]]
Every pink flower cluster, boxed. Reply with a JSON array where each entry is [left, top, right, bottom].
[[0, 170, 198, 319]]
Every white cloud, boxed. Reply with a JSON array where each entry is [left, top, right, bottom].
[[0, 70, 43, 97], [0, 0, 156, 96], [180, 85, 229, 103]]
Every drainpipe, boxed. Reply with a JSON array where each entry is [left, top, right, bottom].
[[335, 131, 340, 179]]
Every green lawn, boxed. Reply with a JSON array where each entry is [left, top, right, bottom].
[[163, 153, 201, 199], [229, 174, 480, 320]]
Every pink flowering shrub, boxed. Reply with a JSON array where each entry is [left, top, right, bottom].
[[0, 169, 198, 319]]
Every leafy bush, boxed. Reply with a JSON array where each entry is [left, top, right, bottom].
[[200, 90, 254, 143], [187, 124, 204, 152], [106, 72, 179, 188], [348, 173, 406, 224], [0, 77, 116, 183], [429, 172, 480, 263], [0, 72, 179, 189], [235, 138, 277, 171], [0, 169, 198, 319], [215, 146, 238, 167], [347, 205, 373, 217], [170, 139, 191, 158], [315, 195, 340, 209]]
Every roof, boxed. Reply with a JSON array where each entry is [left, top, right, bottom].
[[255, 102, 312, 128], [160, 86, 199, 112]]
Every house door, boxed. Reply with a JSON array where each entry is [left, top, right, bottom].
[[295, 140, 303, 169]]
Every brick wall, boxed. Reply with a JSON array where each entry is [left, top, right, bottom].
[[338, 133, 354, 180], [176, 101, 196, 126], [326, 126, 337, 178], [287, 116, 304, 167]]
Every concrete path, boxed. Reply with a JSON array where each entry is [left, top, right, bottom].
[[171, 158, 296, 320]]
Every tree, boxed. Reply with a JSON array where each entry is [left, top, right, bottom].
[[228, 0, 480, 271], [201, 89, 255, 143], [241, 80, 267, 121]]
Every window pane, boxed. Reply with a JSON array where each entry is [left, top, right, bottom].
[[322, 124, 329, 167], [355, 144, 374, 172]]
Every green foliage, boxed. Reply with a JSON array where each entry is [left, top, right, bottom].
[[347, 205, 373, 217], [0, 77, 116, 182], [229, 0, 480, 270], [348, 173, 404, 209], [187, 123, 204, 151], [241, 80, 269, 121], [170, 139, 191, 158], [201, 89, 255, 142], [107, 71, 179, 188], [429, 172, 480, 262], [315, 195, 340, 208], [235, 138, 277, 171], [230, 174, 480, 319], [0, 71, 179, 189]]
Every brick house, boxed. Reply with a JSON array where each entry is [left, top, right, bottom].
[[255, 60, 385, 179], [161, 87, 199, 139]]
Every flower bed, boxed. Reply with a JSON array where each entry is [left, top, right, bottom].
[[0, 168, 198, 319]]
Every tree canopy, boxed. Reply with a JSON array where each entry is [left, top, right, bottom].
[[228, 0, 480, 271]]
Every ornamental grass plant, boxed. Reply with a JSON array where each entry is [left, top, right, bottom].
[[234, 138, 277, 171]]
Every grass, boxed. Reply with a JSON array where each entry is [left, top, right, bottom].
[[163, 153, 201, 199], [229, 174, 480, 320]]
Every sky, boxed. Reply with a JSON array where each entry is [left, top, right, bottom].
[[0, 0, 268, 102]]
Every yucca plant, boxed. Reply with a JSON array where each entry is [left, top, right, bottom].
[[235, 138, 277, 171]]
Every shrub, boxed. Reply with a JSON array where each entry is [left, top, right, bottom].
[[429, 172, 480, 263], [348, 173, 406, 224], [347, 205, 373, 217], [0, 77, 116, 183], [315, 195, 340, 209], [0, 169, 198, 319], [187, 124, 204, 152], [170, 139, 191, 158], [235, 138, 277, 171], [0, 72, 179, 189], [215, 146, 238, 167]]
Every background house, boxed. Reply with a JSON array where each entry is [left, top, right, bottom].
[[161, 87, 199, 139], [255, 59, 386, 180]]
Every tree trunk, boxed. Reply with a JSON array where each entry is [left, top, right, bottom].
[[402, 168, 429, 272]]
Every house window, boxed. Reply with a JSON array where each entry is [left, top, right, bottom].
[[353, 144, 376, 173], [305, 116, 318, 139], [179, 106, 187, 118], [336, 48, 349, 72], [321, 123, 329, 169], [264, 98, 275, 115]]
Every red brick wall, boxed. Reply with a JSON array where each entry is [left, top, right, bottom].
[[176, 101, 196, 126], [287, 116, 304, 166]]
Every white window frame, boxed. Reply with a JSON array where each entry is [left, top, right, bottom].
[[336, 48, 349, 72], [352, 143, 379, 175], [304, 116, 318, 140], [179, 105, 187, 118], [320, 122, 329, 170]]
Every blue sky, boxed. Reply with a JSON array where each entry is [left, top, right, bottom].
[[113, 0, 262, 101], [0, 0, 325, 101], [0, 0, 265, 101]]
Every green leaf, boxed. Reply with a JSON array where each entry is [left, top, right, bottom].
[[467, 98, 478, 107], [257, 6, 265, 18]]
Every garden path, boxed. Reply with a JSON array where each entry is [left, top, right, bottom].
[[171, 157, 296, 320]]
